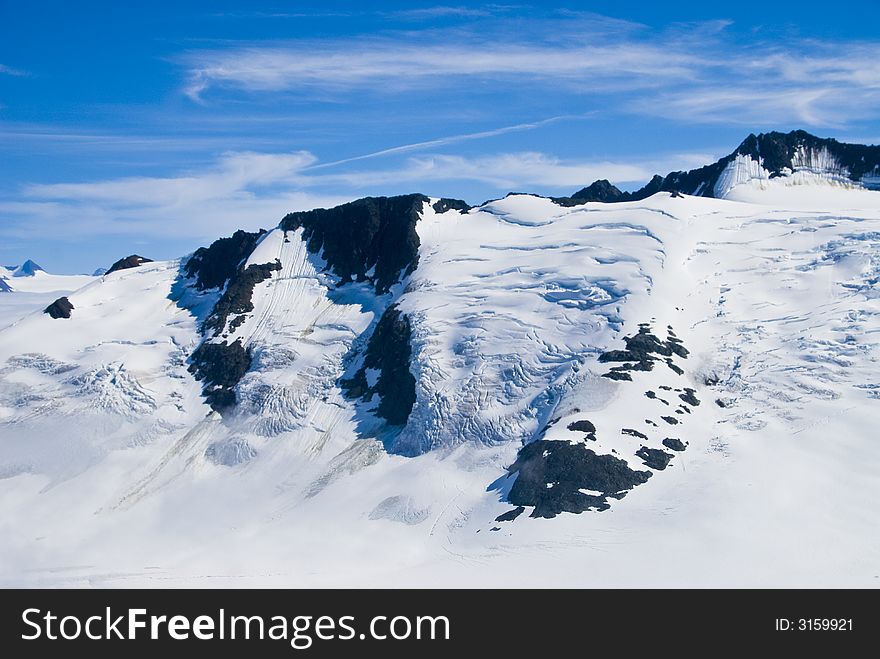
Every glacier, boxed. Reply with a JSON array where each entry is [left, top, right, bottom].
[[1, 132, 879, 587]]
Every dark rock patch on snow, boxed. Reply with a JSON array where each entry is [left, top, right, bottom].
[[599, 325, 688, 379], [341, 304, 416, 425], [432, 197, 471, 214], [106, 255, 153, 274], [567, 419, 596, 439], [495, 506, 525, 523], [679, 388, 700, 406], [622, 428, 649, 440], [506, 440, 652, 518], [188, 339, 251, 412], [636, 446, 673, 470], [44, 297, 74, 319], [662, 437, 687, 451]]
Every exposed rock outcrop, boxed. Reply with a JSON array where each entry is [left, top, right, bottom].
[[44, 297, 74, 319], [106, 255, 153, 274], [341, 304, 417, 425], [184, 229, 267, 291], [281, 194, 427, 294], [506, 440, 652, 518]]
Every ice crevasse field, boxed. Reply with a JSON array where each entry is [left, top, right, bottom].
[[0, 168, 879, 587]]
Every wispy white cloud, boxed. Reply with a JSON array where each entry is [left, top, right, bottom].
[[313, 152, 650, 189], [0, 64, 28, 77], [1, 146, 719, 245], [3, 152, 347, 242], [392, 6, 498, 20], [181, 38, 700, 100], [26, 151, 317, 204], [177, 17, 880, 129]]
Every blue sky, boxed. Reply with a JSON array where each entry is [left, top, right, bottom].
[[2, 1, 879, 273]]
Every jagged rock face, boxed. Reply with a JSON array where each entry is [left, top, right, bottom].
[[184, 229, 267, 291], [106, 255, 153, 274], [44, 297, 74, 319], [735, 130, 880, 180], [182, 229, 281, 412], [0, 279, 11, 293], [569, 130, 880, 203], [341, 304, 416, 425], [188, 339, 251, 411], [281, 194, 427, 294]]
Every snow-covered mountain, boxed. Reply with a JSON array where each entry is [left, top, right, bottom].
[[10, 259, 45, 278], [1, 130, 879, 587], [569, 129, 880, 202]]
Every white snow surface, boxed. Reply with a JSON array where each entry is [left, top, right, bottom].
[[0, 271, 96, 331], [1, 186, 879, 587]]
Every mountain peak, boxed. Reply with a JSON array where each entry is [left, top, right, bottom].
[[571, 179, 625, 202], [12, 259, 44, 277], [569, 130, 880, 203]]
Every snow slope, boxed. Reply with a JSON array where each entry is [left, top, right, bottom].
[[0, 270, 96, 331], [0, 180, 878, 587]]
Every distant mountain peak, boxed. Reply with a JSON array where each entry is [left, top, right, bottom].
[[569, 130, 880, 203], [13, 259, 44, 277]]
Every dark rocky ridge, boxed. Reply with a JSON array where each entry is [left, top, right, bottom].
[[0, 279, 12, 293], [188, 258, 283, 413], [281, 194, 427, 294], [565, 130, 880, 203], [44, 296, 74, 319], [341, 304, 417, 425], [204, 260, 282, 334], [184, 229, 267, 291], [106, 255, 153, 274], [506, 440, 652, 518]]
